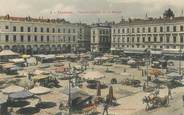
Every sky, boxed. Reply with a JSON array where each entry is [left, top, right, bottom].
[[0, 0, 184, 24]]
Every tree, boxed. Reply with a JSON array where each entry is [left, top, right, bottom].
[[163, 8, 175, 18]]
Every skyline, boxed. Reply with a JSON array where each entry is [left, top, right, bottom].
[[0, 0, 184, 24]]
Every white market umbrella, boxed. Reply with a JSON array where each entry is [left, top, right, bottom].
[[2, 85, 24, 94], [127, 59, 136, 64], [29, 86, 51, 95], [81, 71, 105, 80]]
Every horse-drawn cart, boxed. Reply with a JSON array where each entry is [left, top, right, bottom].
[[143, 94, 169, 110]]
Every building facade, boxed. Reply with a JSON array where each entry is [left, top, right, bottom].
[[111, 17, 184, 54], [77, 24, 91, 52], [90, 23, 111, 53], [0, 15, 90, 54]]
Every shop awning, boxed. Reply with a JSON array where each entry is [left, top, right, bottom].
[[150, 51, 162, 55], [9, 58, 25, 63], [123, 48, 147, 54], [162, 49, 181, 54]]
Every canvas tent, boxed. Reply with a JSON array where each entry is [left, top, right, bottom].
[[2, 85, 24, 94], [0, 50, 19, 62], [29, 86, 50, 95], [8, 90, 34, 100]]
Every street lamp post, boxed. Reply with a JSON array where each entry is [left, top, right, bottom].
[[68, 74, 72, 115], [179, 41, 182, 75], [67, 63, 72, 115]]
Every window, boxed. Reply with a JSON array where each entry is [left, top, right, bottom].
[[127, 28, 129, 33], [58, 28, 60, 33], [73, 29, 75, 33], [28, 27, 31, 32], [13, 35, 16, 42], [118, 37, 120, 43], [142, 37, 145, 42], [93, 31, 95, 34], [180, 36, 183, 43], [154, 37, 157, 42], [113, 29, 115, 33], [160, 36, 163, 42], [5, 35, 9, 42], [5, 26, 9, 29], [52, 28, 55, 33], [166, 36, 170, 43], [148, 37, 151, 42], [137, 37, 140, 42], [20, 26, 24, 32], [21, 35, 24, 42], [173, 26, 176, 32], [68, 29, 70, 33], [34, 36, 37, 42], [63, 28, 65, 33], [173, 36, 176, 43], [122, 29, 124, 33], [41, 36, 44, 42], [160, 27, 163, 32], [118, 29, 120, 33], [132, 37, 134, 42], [47, 36, 49, 42], [142, 28, 145, 33], [167, 26, 170, 32], [73, 36, 75, 42], [34, 27, 37, 32], [137, 28, 140, 33], [154, 27, 157, 32], [13, 26, 16, 32], [47, 28, 49, 32], [148, 27, 151, 32], [28, 35, 31, 42], [127, 37, 129, 42], [180, 26, 183, 31], [63, 36, 65, 42], [68, 36, 70, 42], [132, 28, 134, 33], [93, 36, 95, 42], [41, 27, 44, 32]]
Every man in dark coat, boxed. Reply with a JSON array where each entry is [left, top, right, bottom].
[[102, 95, 110, 115]]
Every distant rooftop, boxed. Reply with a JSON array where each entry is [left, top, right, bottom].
[[115, 16, 184, 26], [91, 21, 114, 28], [0, 14, 71, 24]]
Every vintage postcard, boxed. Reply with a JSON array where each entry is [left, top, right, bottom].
[[0, 0, 184, 115]]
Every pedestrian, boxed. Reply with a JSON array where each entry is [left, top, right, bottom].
[[102, 102, 109, 115], [143, 82, 146, 91], [168, 87, 172, 99], [142, 69, 144, 77]]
